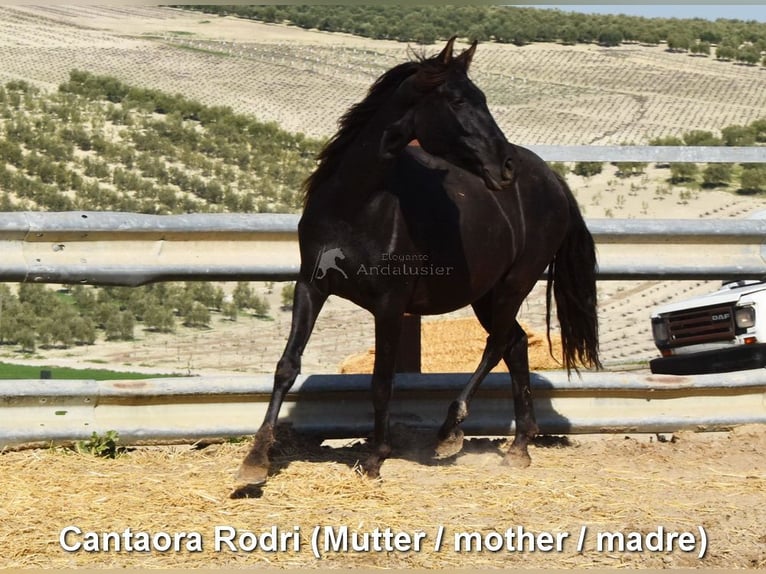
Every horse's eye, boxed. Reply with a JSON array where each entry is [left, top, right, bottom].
[[450, 98, 466, 108]]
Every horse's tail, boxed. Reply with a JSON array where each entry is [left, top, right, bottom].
[[546, 173, 602, 375]]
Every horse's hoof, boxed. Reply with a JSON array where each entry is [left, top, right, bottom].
[[360, 443, 391, 479], [501, 448, 532, 469], [361, 457, 382, 479], [236, 463, 269, 486], [434, 429, 464, 459]]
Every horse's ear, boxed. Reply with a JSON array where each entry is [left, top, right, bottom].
[[380, 109, 415, 160], [437, 36, 458, 64], [456, 40, 477, 71]]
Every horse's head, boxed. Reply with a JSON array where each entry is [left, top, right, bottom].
[[380, 37, 512, 191]]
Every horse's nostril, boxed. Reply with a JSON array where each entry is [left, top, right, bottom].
[[503, 159, 514, 180]]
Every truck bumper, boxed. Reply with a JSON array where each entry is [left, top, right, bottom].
[[649, 343, 766, 375]]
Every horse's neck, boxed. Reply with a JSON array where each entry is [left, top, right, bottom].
[[306, 103, 409, 218], [332, 115, 399, 202]]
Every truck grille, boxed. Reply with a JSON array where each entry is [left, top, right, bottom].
[[665, 304, 736, 347]]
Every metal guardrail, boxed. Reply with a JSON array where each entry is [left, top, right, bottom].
[[2, 370, 765, 449], [0, 145, 763, 284], [592, 218, 766, 280], [527, 145, 766, 163], [0, 211, 301, 285], [1, 213, 765, 284]]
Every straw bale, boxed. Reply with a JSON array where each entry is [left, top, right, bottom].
[[340, 318, 563, 373], [1, 424, 764, 568]]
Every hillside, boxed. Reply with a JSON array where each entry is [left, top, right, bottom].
[[193, 5, 766, 50], [0, 5, 765, 144], [0, 5, 764, 375]]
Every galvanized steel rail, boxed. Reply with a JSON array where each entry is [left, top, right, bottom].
[[527, 145, 766, 163], [1, 212, 765, 284], [0, 211, 301, 285], [2, 370, 765, 449], [0, 145, 763, 284]]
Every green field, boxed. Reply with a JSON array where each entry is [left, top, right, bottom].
[[0, 361, 180, 380]]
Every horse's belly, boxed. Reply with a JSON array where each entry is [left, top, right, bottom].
[[403, 255, 508, 315]]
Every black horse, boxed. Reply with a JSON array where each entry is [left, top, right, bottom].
[[238, 39, 600, 486]]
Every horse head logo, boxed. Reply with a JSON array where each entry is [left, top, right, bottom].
[[312, 247, 349, 280]]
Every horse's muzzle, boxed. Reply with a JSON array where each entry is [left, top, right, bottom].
[[482, 168, 503, 191], [483, 158, 514, 191]]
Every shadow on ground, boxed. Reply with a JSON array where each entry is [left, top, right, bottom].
[[229, 423, 574, 498]]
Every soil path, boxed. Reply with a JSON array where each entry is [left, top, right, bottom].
[[1, 424, 764, 568]]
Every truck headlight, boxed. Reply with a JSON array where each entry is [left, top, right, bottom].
[[735, 306, 755, 329], [652, 318, 669, 344]]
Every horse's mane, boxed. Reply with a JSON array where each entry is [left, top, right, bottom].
[[302, 51, 456, 205]]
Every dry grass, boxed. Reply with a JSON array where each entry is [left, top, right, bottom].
[[340, 318, 563, 374], [2, 424, 764, 568]]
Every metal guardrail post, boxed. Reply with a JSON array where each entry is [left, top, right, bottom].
[[396, 314, 422, 374]]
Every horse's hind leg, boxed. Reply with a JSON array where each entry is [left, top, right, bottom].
[[237, 279, 327, 486], [436, 292, 532, 461], [435, 294, 509, 458], [501, 322, 538, 468]]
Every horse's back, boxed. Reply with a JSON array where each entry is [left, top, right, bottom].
[[505, 143, 573, 233]]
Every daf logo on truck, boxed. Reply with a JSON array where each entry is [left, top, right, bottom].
[[711, 313, 730, 322]]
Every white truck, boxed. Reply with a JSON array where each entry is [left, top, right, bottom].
[[649, 279, 766, 374]]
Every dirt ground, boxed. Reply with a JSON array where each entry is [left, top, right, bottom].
[[1, 424, 764, 569]]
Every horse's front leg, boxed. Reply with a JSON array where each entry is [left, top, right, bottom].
[[361, 311, 403, 479], [502, 322, 538, 468], [237, 279, 327, 486]]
